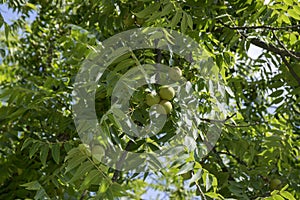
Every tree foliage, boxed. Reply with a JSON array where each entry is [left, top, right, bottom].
[[0, 0, 299, 199]]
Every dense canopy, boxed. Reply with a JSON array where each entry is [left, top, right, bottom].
[[0, 0, 299, 199]]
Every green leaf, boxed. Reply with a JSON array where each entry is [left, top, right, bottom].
[[271, 190, 279, 195], [99, 179, 110, 193], [280, 191, 296, 200], [186, 13, 193, 30], [272, 97, 284, 105], [264, 197, 273, 200], [29, 142, 41, 159], [107, 47, 130, 63], [105, 187, 114, 200], [279, 14, 291, 24], [7, 107, 28, 120], [283, 0, 294, 6], [189, 168, 202, 185], [126, 140, 144, 151], [249, 5, 267, 23], [133, 3, 160, 18], [223, 51, 234, 66], [25, 3, 37, 10], [65, 147, 81, 161], [270, 90, 284, 97], [288, 9, 300, 20], [181, 13, 188, 34], [4, 23, 10, 40], [111, 52, 131, 65], [146, 142, 160, 151], [21, 181, 41, 190], [202, 170, 217, 192], [21, 138, 34, 151], [65, 154, 87, 173], [272, 194, 285, 200], [171, 11, 182, 28], [148, 153, 163, 170], [40, 144, 49, 166], [80, 169, 102, 191], [160, 3, 174, 17], [205, 192, 220, 198], [51, 143, 60, 164], [34, 188, 50, 200], [0, 48, 5, 58], [107, 113, 122, 130], [0, 13, 3, 28], [177, 162, 194, 175], [113, 58, 136, 73], [69, 161, 94, 182], [110, 183, 128, 197]]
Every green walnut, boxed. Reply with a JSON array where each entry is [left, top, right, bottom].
[[157, 100, 173, 114], [169, 66, 182, 81], [91, 145, 105, 164], [146, 93, 161, 106], [159, 85, 175, 100], [270, 178, 281, 190]]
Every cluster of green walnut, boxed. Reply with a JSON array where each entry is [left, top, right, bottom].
[[145, 67, 182, 114]]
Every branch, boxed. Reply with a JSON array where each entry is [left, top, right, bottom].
[[271, 31, 300, 85], [79, 190, 88, 200], [224, 122, 259, 128], [217, 20, 300, 60], [223, 24, 300, 31], [272, 30, 299, 58], [281, 55, 300, 86], [200, 114, 261, 128], [199, 113, 236, 123], [245, 35, 300, 60], [217, 149, 248, 166]]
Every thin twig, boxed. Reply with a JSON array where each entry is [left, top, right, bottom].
[[244, 34, 300, 60], [223, 24, 300, 31], [217, 150, 248, 166], [200, 113, 261, 128], [224, 122, 259, 128], [272, 30, 300, 60], [79, 190, 88, 200], [199, 113, 236, 123], [281, 55, 300, 86], [191, 171, 207, 200], [270, 30, 300, 85]]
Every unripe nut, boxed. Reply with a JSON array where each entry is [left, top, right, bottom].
[[146, 93, 161, 106], [169, 66, 182, 81], [159, 86, 175, 100], [158, 100, 172, 114]]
